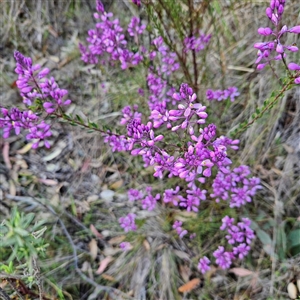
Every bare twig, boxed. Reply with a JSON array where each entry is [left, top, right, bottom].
[[0, 287, 11, 300], [32, 257, 43, 300], [6, 279, 25, 300]]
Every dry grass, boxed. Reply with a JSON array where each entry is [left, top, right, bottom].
[[1, 0, 300, 299]]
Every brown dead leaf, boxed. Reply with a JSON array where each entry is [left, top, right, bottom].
[[17, 143, 33, 154], [0, 279, 8, 289], [38, 178, 58, 186], [96, 256, 113, 274], [9, 180, 16, 197], [101, 274, 116, 282], [80, 158, 91, 173], [3, 142, 12, 169], [89, 239, 98, 260], [155, 243, 167, 251], [229, 268, 255, 277], [143, 239, 150, 251], [81, 261, 91, 272], [90, 224, 104, 239], [179, 265, 191, 283], [204, 265, 217, 279], [178, 278, 200, 293], [109, 180, 124, 190], [48, 25, 58, 37], [108, 235, 126, 245]]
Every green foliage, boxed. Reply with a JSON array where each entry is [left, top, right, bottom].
[[0, 207, 48, 275], [230, 75, 296, 137], [288, 228, 300, 256]]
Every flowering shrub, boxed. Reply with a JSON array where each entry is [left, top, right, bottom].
[[1, 0, 299, 282]]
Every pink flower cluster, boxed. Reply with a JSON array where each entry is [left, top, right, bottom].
[[14, 51, 72, 110], [79, 0, 143, 69], [184, 31, 211, 53], [120, 241, 132, 251], [254, 0, 300, 72], [145, 37, 180, 123], [119, 213, 137, 232], [128, 17, 146, 37], [288, 63, 300, 84], [128, 188, 144, 201], [120, 105, 142, 126], [0, 108, 52, 148], [74, 0, 262, 274], [210, 165, 262, 208], [132, 0, 141, 6], [172, 220, 188, 238], [198, 217, 255, 273], [141, 187, 161, 211], [206, 87, 240, 102], [0, 51, 72, 148], [107, 83, 241, 192]]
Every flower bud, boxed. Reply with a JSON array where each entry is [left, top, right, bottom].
[[257, 27, 273, 36], [286, 46, 298, 52], [289, 25, 300, 33], [266, 7, 272, 18], [276, 43, 284, 53], [288, 63, 300, 70]]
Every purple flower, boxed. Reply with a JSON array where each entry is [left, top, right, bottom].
[[0, 107, 52, 148], [190, 233, 196, 239], [120, 242, 132, 251], [120, 105, 142, 125], [119, 213, 137, 232], [184, 31, 211, 53], [288, 63, 300, 84], [226, 225, 244, 244], [213, 246, 232, 269], [198, 256, 211, 274], [138, 88, 144, 96], [233, 243, 251, 259], [14, 51, 72, 110], [255, 1, 300, 69], [132, 0, 141, 6], [80, 1, 144, 69], [179, 194, 199, 212], [128, 189, 144, 201], [172, 220, 188, 238], [206, 89, 215, 100], [210, 165, 261, 207], [206, 87, 239, 102], [163, 186, 180, 205], [220, 216, 234, 231], [141, 187, 160, 211], [104, 132, 131, 152], [128, 17, 146, 37]]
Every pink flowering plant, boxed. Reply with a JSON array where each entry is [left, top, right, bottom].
[[1, 0, 300, 295]]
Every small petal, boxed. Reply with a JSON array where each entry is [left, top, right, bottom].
[[289, 26, 300, 34], [63, 99, 72, 106], [257, 63, 267, 70], [203, 168, 212, 177], [276, 43, 284, 53], [257, 27, 273, 36], [288, 63, 300, 70], [184, 107, 191, 117]]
